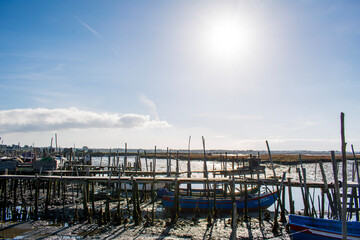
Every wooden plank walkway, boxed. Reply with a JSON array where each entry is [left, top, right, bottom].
[[0, 174, 358, 188]]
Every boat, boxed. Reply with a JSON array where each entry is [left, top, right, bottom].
[[33, 156, 61, 172], [162, 190, 277, 213], [177, 184, 259, 197], [288, 214, 360, 240], [0, 156, 23, 171]]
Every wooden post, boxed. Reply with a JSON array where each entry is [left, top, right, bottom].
[[213, 183, 217, 220], [124, 143, 128, 171], [151, 146, 157, 223], [320, 189, 325, 218], [272, 172, 286, 233], [171, 180, 180, 224], [280, 184, 286, 223], [169, 150, 172, 177], [287, 178, 295, 214], [341, 112, 347, 240], [230, 202, 237, 240], [351, 145, 360, 221], [82, 182, 90, 221], [265, 140, 276, 177], [3, 170, 7, 221], [144, 150, 149, 172], [166, 148, 170, 177], [176, 151, 179, 177], [319, 161, 336, 217], [331, 150, 341, 219], [299, 155, 312, 215], [297, 168, 309, 216], [45, 180, 51, 217], [202, 136, 211, 222], [34, 178, 39, 220], [108, 148, 111, 171], [153, 146, 157, 177], [187, 136, 192, 195]]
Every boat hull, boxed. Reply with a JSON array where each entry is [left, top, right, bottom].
[[289, 214, 360, 240], [162, 191, 277, 213]]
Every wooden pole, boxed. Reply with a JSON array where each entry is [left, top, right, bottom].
[[187, 136, 192, 195], [176, 151, 179, 178], [297, 168, 309, 216], [265, 140, 276, 178], [166, 148, 170, 177], [124, 143, 128, 171], [202, 136, 211, 221], [145, 150, 148, 172], [319, 161, 336, 216], [287, 178, 295, 214], [351, 145, 360, 221], [331, 150, 341, 219], [230, 202, 237, 240], [341, 112, 347, 240]]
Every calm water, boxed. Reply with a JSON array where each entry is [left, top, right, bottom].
[[90, 155, 358, 218]]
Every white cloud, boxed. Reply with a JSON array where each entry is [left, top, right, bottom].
[[0, 107, 170, 133]]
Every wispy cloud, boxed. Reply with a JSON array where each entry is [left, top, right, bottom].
[[0, 108, 170, 133], [76, 18, 102, 38], [75, 17, 120, 56], [139, 94, 160, 121]]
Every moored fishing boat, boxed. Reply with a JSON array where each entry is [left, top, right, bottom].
[[289, 214, 360, 240], [162, 190, 277, 213], [0, 156, 23, 171], [177, 184, 259, 197]]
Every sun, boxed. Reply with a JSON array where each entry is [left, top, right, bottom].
[[202, 15, 254, 60]]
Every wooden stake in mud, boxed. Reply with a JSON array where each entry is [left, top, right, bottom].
[[341, 112, 347, 240], [124, 143, 128, 171], [176, 151, 179, 177], [151, 146, 157, 224], [351, 145, 360, 221], [287, 178, 295, 214], [213, 183, 217, 220], [230, 202, 237, 240], [202, 136, 212, 224], [153, 146, 157, 177], [45, 180, 51, 217], [132, 179, 141, 225], [34, 178, 39, 220], [82, 182, 90, 221], [2, 170, 7, 221], [297, 168, 310, 216], [187, 136, 192, 195], [265, 140, 276, 177], [171, 180, 180, 224], [108, 149, 111, 172], [330, 150, 341, 219], [144, 150, 149, 172], [319, 161, 336, 217], [231, 178, 236, 228], [166, 148, 170, 177], [272, 172, 286, 233]]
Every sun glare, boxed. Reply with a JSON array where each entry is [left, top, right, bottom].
[[202, 15, 254, 60]]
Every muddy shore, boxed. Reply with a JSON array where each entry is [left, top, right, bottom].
[[0, 210, 291, 239]]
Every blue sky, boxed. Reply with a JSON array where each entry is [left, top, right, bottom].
[[1, 0, 360, 150]]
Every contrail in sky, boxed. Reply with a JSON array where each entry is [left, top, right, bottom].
[[76, 17, 120, 56], [76, 17, 102, 38]]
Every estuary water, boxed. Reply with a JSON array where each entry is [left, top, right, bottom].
[[90, 155, 358, 218]]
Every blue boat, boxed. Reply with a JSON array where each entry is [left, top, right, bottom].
[[289, 214, 360, 240], [162, 190, 277, 213]]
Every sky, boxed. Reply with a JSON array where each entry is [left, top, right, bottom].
[[1, 0, 360, 151]]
